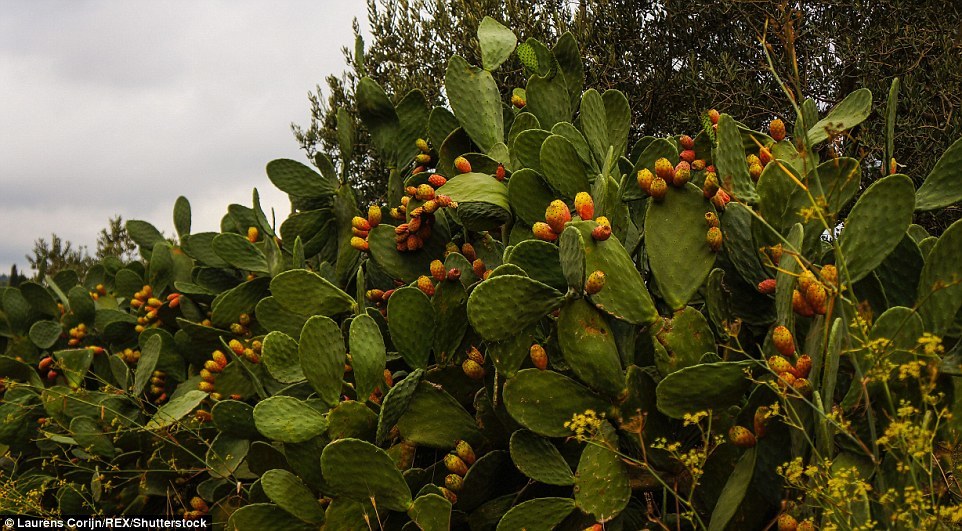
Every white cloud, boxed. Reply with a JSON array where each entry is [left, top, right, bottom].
[[0, 0, 367, 274]]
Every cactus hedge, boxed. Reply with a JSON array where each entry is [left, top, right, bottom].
[[3, 17, 962, 530]]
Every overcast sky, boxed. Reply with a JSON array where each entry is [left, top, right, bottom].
[[0, 1, 368, 275]]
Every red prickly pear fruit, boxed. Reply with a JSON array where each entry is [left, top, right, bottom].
[[710, 189, 730, 209], [778, 370, 797, 389], [439, 487, 458, 504], [365, 289, 384, 302], [436, 194, 453, 208], [461, 243, 476, 261], [428, 174, 447, 188], [454, 156, 472, 173], [415, 153, 432, 165], [692, 159, 706, 171], [462, 359, 484, 380], [585, 270, 606, 295], [533, 222, 558, 241], [792, 289, 816, 317], [706, 227, 723, 252], [495, 164, 506, 181], [472, 258, 486, 278], [416, 138, 430, 152], [405, 186, 418, 197], [637, 168, 654, 193], [703, 172, 719, 198], [416, 183, 436, 201], [777, 514, 798, 531], [889, 157, 898, 175], [753, 406, 770, 439], [447, 268, 461, 281], [680, 149, 696, 163], [759, 146, 773, 166], [455, 439, 476, 465], [430, 260, 446, 282], [529, 344, 548, 370], [511, 93, 526, 108], [749, 162, 763, 182], [444, 453, 469, 476], [769, 118, 786, 142], [706, 165, 716, 174], [445, 474, 464, 492], [679, 134, 695, 150], [350, 236, 369, 252], [772, 325, 795, 356], [794, 354, 812, 379], [417, 276, 435, 297], [819, 264, 838, 287], [649, 177, 668, 202], [708, 109, 720, 124], [768, 355, 793, 374], [704, 211, 720, 228], [805, 283, 828, 315], [797, 270, 817, 293], [38, 357, 53, 371], [545, 200, 572, 233], [757, 278, 777, 294], [466, 346, 484, 365], [352, 216, 371, 231], [654, 157, 674, 180], [673, 161, 691, 187], [574, 192, 594, 220], [482, 270, 491, 280], [729, 425, 756, 448], [406, 234, 423, 251], [591, 223, 612, 241]]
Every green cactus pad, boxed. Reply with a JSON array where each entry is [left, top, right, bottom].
[[756, 160, 805, 234], [437, 173, 511, 231], [212, 233, 269, 274], [132, 335, 161, 395], [917, 137, 962, 211], [387, 286, 436, 369], [870, 306, 924, 350], [655, 306, 716, 377], [508, 429, 574, 485], [270, 269, 355, 317], [327, 400, 377, 441], [874, 234, 924, 309], [708, 447, 756, 531], [28, 319, 62, 349], [407, 494, 451, 531], [721, 203, 769, 287], [488, 263, 526, 278], [478, 16, 516, 71], [655, 361, 752, 419], [466, 275, 563, 341], [53, 348, 94, 389], [839, 174, 915, 282], [349, 313, 387, 401], [126, 219, 166, 252], [445, 55, 503, 153], [715, 114, 758, 203], [508, 111, 540, 145], [397, 381, 482, 448], [429, 106, 460, 148], [558, 226, 586, 291], [917, 219, 962, 334], [540, 134, 589, 198], [644, 185, 717, 310], [393, 90, 431, 169], [146, 389, 207, 430], [806, 88, 872, 146], [574, 427, 630, 520], [511, 129, 550, 173], [507, 168, 556, 226], [67, 286, 95, 323], [487, 326, 537, 377], [376, 369, 423, 445], [367, 224, 450, 284], [69, 416, 115, 458], [261, 468, 326, 524], [567, 220, 658, 324], [356, 77, 401, 163], [553, 32, 584, 111], [212, 399, 258, 439], [580, 89, 611, 167], [776, 224, 805, 326], [432, 280, 468, 362], [183, 232, 231, 268], [299, 315, 347, 409], [261, 331, 305, 383], [527, 71, 571, 130], [503, 368, 608, 437], [320, 438, 412, 512], [210, 277, 271, 328], [227, 503, 315, 531], [504, 239, 567, 292], [207, 433, 250, 479], [266, 158, 337, 198], [552, 122, 594, 169], [557, 299, 625, 398], [253, 395, 328, 443], [496, 497, 576, 531]]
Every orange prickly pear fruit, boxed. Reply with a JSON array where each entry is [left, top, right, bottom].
[[430, 260, 446, 282], [530, 344, 548, 370], [754, 406, 770, 439], [794, 354, 812, 379], [350, 236, 369, 252], [798, 270, 817, 292], [769, 118, 786, 142], [797, 520, 814, 531], [711, 189, 730, 209], [654, 157, 674, 180], [461, 243, 476, 261], [454, 156, 472, 173], [777, 514, 797, 531], [444, 453, 469, 476], [416, 184, 435, 201], [794, 378, 813, 396], [759, 145, 773, 166], [511, 93, 526, 108], [706, 227, 723, 252], [455, 439, 476, 465], [416, 138, 430, 152], [768, 243, 783, 265], [472, 259, 486, 278], [792, 289, 816, 317], [749, 162, 763, 182], [574, 192, 594, 220], [417, 276, 435, 297], [692, 159, 706, 171], [772, 325, 795, 356], [445, 474, 464, 492], [439, 487, 458, 504], [680, 149, 696, 163], [533, 222, 558, 241], [649, 177, 668, 202], [778, 371, 797, 389], [805, 283, 828, 315], [199, 381, 215, 393], [757, 278, 777, 294], [673, 161, 691, 187], [819, 264, 838, 287], [247, 226, 259, 243], [428, 174, 447, 188], [708, 109, 720, 124], [352, 216, 371, 231], [768, 355, 793, 374], [212, 350, 228, 368], [591, 222, 611, 241], [703, 171, 719, 198], [352, 228, 369, 239], [422, 199, 438, 214], [729, 425, 756, 448], [585, 270, 606, 295], [406, 234, 423, 251], [495, 164, 506, 181], [462, 359, 484, 380], [679, 134, 695, 150], [704, 211, 719, 228], [545, 200, 572, 233], [466, 346, 484, 365], [889, 157, 898, 175], [405, 186, 418, 197], [637, 168, 654, 193]]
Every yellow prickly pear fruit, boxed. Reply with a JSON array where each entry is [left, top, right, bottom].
[[439, 487, 458, 504], [637, 168, 654, 193], [772, 325, 795, 356], [430, 260, 446, 282], [416, 138, 430, 152], [454, 156, 472, 173], [585, 270, 606, 295], [654, 157, 674, 180], [352, 216, 371, 231], [728, 425, 756, 448], [247, 226, 259, 243], [768, 355, 793, 374], [455, 439, 476, 465], [462, 359, 484, 380], [350, 236, 369, 252], [445, 474, 464, 492], [416, 183, 435, 201], [199, 381, 215, 393], [415, 153, 432, 165], [673, 161, 691, 187], [466, 346, 484, 365], [819, 264, 838, 287], [793, 377, 812, 396], [749, 162, 763, 182], [417, 276, 435, 297], [706, 227, 723, 252], [703, 171, 719, 198], [529, 344, 548, 370], [754, 406, 770, 439], [545, 200, 572, 234], [444, 453, 469, 476], [649, 177, 668, 202], [769, 118, 786, 142], [574, 192, 594, 220], [798, 270, 817, 292], [368, 206, 382, 227], [511, 93, 526, 108]]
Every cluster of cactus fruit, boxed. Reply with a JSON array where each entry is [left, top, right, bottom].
[[3, 16, 962, 530]]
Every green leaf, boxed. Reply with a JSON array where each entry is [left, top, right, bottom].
[[387, 287, 436, 369], [349, 314, 387, 401], [262, 469, 326, 524], [708, 447, 756, 531], [478, 17, 516, 71], [321, 438, 412, 512], [376, 369, 423, 445], [53, 348, 94, 389], [207, 434, 250, 479], [806, 88, 873, 146], [132, 335, 162, 394]]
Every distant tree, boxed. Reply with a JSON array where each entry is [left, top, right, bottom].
[[95, 215, 137, 262], [8, 264, 26, 287], [26, 234, 93, 280], [294, 0, 962, 233]]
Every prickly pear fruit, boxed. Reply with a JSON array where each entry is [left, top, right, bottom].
[[247, 226, 259, 243], [637, 168, 654, 193], [585, 270, 606, 295], [772, 325, 795, 356], [797, 270, 817, 293], [805, 283, 828, 315], [444, 453, 469, 476], [591, 223, 611, 241], [757, 278, 777, 294], [819, 264, 838, 287], [797, 520, 815, 531], [753, 406, 770, 439], [706, 227, 723, 252], [415, 153, 432, 165], [462, 359, 484, 380], [472, 259, 486, 278], [350, 236, 369, 252], [447, 268, 461, 281], [778, 371, 797, 388], [416, 184, 436, 201], [417, 276, 435, 297], [511, 93, 526, 109], [703, 172, 719, 198], [461, 243, 476, 262], [533, 222, 558, 241], [673, 161, 691, 187], [793, 379, 812, 398], [416, 138, 430, 152], [574, 192, 594, 220], [794, 354, 812, 379], [679, 134, 695, 150], [352, 227, 369, 238], [769, 119, 786, 142], [530, 344, 548, 370], [366, 289, 384, 302], [455, 439, 476, 465], [190, 497, 209, 512], [704, 211, 719, 228], [649, 177, 668, 202], [768, 355, 793, 374], [428, 174, 447, 188], [454, 156, 471, 173], [792, 289, 816, 318], [439, 487, 458, 504], [466, 346, 484, 365], [711, 189, 730, 209], [692, 159, 706, 171], [545, 200, 572, 233], [445, 474, 464, 492], [749, 162, 763, 182], [495, 164, 506, 181], [654, 157, 674, 180], [680, 149, 696, 163], [729, 425, 756, 448], [430, 260, 446, 282]]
